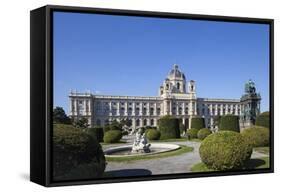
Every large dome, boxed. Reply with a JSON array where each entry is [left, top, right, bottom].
[[168, 64, 186, 80]]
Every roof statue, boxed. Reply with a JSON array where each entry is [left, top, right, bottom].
[[244, 79, 256, 94]]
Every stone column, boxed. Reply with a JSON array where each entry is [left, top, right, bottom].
[[169, 100, 173, 115], [182, 102, 186, 115], [194, 101, 197, 116], [188, 116, 192, 129], [132, 102, 136, 116], [140, 118, 143, 127], [109, 102, 112, 116], [140, 102, 143, 116], [75, 99, 78, 116], [215, 104, 218, 116], [132, 118, 136, 130], [84, 100, 87, 116], [117, 102, 120, 116], [164, 99, 168, 115], [125, 102, 128, 116]]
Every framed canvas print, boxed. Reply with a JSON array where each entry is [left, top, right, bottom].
[[30, 5, 274, 187]]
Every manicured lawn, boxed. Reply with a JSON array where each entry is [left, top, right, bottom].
[[151, 137, 202, 143], [191, 156, 270, 172], [254, 147, 270, 155], [190, 162, 216, 172], [100, 141, 126, 145], [247, 157, 270, 169], [187, 138, 202, 142], [150, 137, 189, 142], [105, 145, 193, 162]]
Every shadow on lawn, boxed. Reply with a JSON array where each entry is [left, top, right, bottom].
[[105, 169, 152, 177], [244, 158, 266, 169]]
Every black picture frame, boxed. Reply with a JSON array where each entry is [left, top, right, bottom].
[[30, 5, 274, 187]]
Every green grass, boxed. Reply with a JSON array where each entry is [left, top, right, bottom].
[[190, 162, 216, 172], [100, 141, 126, 145], [190, 157, 270, 172], [105, 145, 193, 162], [248, 157, 270, 169], [254, 147, 270, 155], [151, 137, 189, 142], [188, 138, 202, 142], [258, 157, 270, 168]]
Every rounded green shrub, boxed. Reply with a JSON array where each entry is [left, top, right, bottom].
[[219, 115, 240, 132], [146, 129, 161, 140], [103, 130, 122, 143], [191, 117, 205, 129], [255, 111, 270, 128], [53, 124, 105, 181], [187, 128, 199, 139], [241, 126, 269, 147], [159, 116, 180, 139], [84, 127, 104, 142], [199, 131, 252, 170], [145, 126, 157, 130], [197, 128, 212, 140]]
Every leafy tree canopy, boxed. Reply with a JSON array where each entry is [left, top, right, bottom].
[[53, 106, 71, 124]]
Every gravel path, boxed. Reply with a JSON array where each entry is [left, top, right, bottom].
[[104, 140, 200, 177], [103, 137, 268, 177]]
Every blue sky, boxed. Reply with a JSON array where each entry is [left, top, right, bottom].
[[53, 11, 270, 113]]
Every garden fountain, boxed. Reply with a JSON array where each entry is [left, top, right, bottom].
[[104, 128, 180, 158]]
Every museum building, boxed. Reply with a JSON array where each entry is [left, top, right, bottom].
[[69, 64, 261, 131]]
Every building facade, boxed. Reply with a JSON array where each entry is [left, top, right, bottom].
[[69, 64, 261, 131]]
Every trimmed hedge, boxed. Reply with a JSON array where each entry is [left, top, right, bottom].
[[197, 128, 212, 140], [199, 131, 252, 170], [146, 129, 161, 140], [145, 126, 157, 130], [191, 117, 205, 129], [53, 124, 105, 181], [255, 111, 270, 128], [179, 123, 187, 134], [241, 126, 269, 147], [103, 130, 122, 143], [84, 127, 104, 142], [159, 116, 180, 139], [219, 115, 240, 132], [103, 120, 122, 133], [187, 128, 199, 139]]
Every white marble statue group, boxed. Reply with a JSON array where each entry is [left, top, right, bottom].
[[131, 128, 151, 153]]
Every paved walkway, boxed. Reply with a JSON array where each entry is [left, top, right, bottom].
[[103, 137, 268, 177]]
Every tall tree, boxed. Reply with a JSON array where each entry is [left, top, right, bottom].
[[73, 117, 89, 129], [53, 107, 71, 124]]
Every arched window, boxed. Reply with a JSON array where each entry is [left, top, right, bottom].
[[177, 82, 181, 90], [143, 119, 147, 126], [166, 83, 169, 89], [150, 107, 154, 115], [150, 119, 154, 126], [143, 108, 147, 115], [128, 119, 132, 126], [136, 119, 140, 126], [179, 107, 182, 115]]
